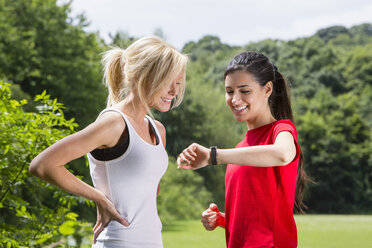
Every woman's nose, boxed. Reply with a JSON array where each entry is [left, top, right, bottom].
[[232, 93, 241, 104], [168, 82, 178, 96]]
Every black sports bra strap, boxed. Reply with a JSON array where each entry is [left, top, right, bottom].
[[146, 116, 160, 145]]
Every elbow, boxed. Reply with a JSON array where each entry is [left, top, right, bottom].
[[277, 152, 294, 166], [29, 159, 44, 177], [277, 157, 289, 166]]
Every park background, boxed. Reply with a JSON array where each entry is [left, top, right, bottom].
[[0, 0, 371, 247]]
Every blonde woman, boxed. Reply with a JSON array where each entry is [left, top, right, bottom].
[[29, 36, 188, 247]]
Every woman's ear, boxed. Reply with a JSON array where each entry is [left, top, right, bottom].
[[265, 81, 273, 98]]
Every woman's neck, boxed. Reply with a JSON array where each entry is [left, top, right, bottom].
[[118, 93, 149, 123], [246, 113, 276, 130]]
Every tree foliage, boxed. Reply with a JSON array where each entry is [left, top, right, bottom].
[[157, 158, 212, 223], [0, 0, 107, 127], [0, 81, 94, 246]]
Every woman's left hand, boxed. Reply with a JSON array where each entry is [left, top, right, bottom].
[[92, 191, 129, 244], [177, 143, 210, 170]]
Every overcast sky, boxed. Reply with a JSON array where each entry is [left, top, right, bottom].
[[69, 0, 372, 49]]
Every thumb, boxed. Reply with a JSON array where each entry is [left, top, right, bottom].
[[116, 216, 129, 227], [209, 203, 219, 212]]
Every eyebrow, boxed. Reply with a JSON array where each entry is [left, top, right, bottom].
[[225, 84, 251, 89]]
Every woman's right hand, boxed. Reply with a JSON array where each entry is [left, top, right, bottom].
[[93, 191, 129, 244], [201, 203, 225, 231], [177, 143, 210, 170]]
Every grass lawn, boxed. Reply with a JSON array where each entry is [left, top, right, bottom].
[[162, 215, 372, 248], [295, 215, 372, 248], [162, 220, 226, 248]]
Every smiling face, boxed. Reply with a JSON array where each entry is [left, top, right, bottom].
[[152, 73, 183, 112], [225, 70, 274, 126]]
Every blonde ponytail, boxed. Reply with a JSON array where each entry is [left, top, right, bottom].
[[102, 48, 127, 107]]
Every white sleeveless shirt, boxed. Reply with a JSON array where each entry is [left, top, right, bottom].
[[88, 109, 168, 248]]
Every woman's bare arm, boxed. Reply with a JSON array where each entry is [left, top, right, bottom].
[[178, 131, 297, 169]]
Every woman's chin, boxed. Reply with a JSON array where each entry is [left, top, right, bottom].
[[232, 113, 248, 122], [154, 105, 171, 112], [235, 117, 247, 122]]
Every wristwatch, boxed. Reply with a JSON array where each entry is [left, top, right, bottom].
[[210, 146, 217, 165]]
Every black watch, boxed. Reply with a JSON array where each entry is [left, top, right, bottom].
[[210, 146, 217, 165]]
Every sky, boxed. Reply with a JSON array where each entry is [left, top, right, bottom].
[[68, 0, 372, 49]]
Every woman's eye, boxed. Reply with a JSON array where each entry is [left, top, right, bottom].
[[226, 91, 233, 94], [241, 90, 250, 94]]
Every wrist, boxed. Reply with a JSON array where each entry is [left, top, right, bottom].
[[93, 189, 108, 206], [216, 212, 225, 227]]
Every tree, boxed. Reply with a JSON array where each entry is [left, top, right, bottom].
[[0, 81, 91, 246], [0, 0, 106, 128], [157, 158, 212, 223], [108, 31, 137, 49], [316, 25, 350, 43], [295, 87, 372, 213]]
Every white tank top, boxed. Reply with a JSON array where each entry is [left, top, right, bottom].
[[88, 109, 168, 248]]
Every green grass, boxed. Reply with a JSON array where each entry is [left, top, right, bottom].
[[162, 215, 372, 248], [295, 215, 372, 248], [162, 220, 226, 248]]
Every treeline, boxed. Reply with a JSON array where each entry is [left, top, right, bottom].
[[0, 0, 371, 246]]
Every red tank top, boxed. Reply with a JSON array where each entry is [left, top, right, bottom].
[[225, 120, 300, 248]]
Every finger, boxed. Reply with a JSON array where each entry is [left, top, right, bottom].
[[208, 215, 218, 223], [188, 147, 197, 157], [201, 215, 217, 225], [202, 211, 216, 218], [202, 221, 216, 231], [112, 211, 129, 227], [182, 150, 196, 162], [202, 213, 217, 223], [93, 223, 103, 244], [93, 220, 101, 232], [201, 217, 211, 225], [179, 153, 191, 164], [201, 210, 210, 217], [209, 203, 219, 212], [206, 218, 218, 229], [206, 224, 217, 231], [201, 219, 209, 225]]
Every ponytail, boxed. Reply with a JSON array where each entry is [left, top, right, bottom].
[[269, 71, 293, 121], [102, 48, 127, 107]]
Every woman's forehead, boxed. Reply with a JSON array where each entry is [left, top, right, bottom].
[[225, 71, 258, 87]]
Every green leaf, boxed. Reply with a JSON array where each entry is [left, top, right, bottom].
[[59, 220, 77, 235], [4, 145, 10, 154], [65, 212, 78, 221]]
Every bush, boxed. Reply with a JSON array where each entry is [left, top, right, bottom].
[[157, 157, 212, 224], [0, 81, 91, 247]]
